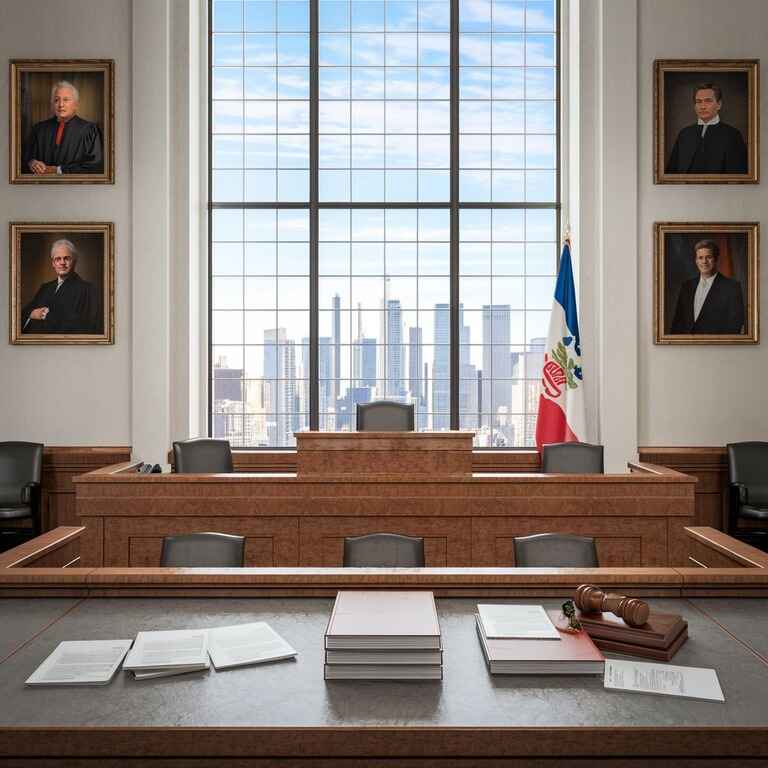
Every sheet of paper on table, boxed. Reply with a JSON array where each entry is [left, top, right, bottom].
[[25, 639, 133, 686], [604, 658, 725, 702], [477, 604, 561, 639]]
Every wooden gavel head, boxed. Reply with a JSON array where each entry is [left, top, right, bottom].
[[573, 584, 650, 628]]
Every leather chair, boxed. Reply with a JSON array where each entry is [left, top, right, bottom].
[[513, 533, 599, 567], [160, 532, 245, 567], [0, 441, 43, 546], [541, 442, 604, 474], [727, 441, 768, 545], [356, 401, 415, 432], [343, 533, 425, 567], [173, 438, 233, 473]]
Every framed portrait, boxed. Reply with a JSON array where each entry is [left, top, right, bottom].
[[9, 59, 114, 184], [654, 222, 759, 345], [654, 59, 759, 184], [9, 222, 115, 345]]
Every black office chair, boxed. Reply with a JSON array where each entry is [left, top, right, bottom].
[[513, 533, 599, 567], [727, 442, 768, 546], [173, 438, 233, 473], [160, 532, 245, 567], [541, 442, 604, 474], [356, 401, 415, 432], [0, 441, 44, 547], [343, 533, 425, 567]]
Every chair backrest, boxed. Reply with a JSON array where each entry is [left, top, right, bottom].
[[513, 533, 599, 567], [343, 533, 425, 567], [0, 441, 43, 489], [356, 401, 415, 432], [541, 442, 604, 474], [727, 441, 768, 486], [160, 532, 245, 567], [173, 438, 233, 473]]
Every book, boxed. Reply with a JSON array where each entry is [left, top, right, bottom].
[[325, 591, 441, 650], [208, 622, 297, 670], [122, 628, 208, 673], [477, 604, 561, 639], [604, 659, 724, 702], [25, 639, 133, 686], [324, 664, 443, 680], [325, 649, 443, 665], [475, 611, 605, 675], [128, 654, 210, 680]]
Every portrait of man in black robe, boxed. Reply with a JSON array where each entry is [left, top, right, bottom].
[[665, 83, 747, 175], [21, 239, 102, 334], [22, 80, 103, 176]]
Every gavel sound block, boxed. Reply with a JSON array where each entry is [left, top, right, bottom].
[[573, 584, 650, 628], [572, 584, 688, 661]]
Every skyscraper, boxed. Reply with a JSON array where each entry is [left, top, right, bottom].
[[264, 328, 298, 447], [408, 326, 425, 429], [332, 293, 341, 406], [432, 303, 450, 430], [482, 304, 512, 414], [386, 299, 403, 397]]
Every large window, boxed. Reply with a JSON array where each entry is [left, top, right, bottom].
[[209, 0, 559, 447]]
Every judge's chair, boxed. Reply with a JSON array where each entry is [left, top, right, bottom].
[[513, 533, 599, 568], [343, 533, 425, 567], [0, 441, 44, 551], [160, 532, 245, 567], [541, 442, 604, 474], [173, 438, 233, 473], [356, 401, 415, 432], [727, 441, 768, 549]]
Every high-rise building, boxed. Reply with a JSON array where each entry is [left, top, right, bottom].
[[432, 303, 450, 430], [332, 293, 341, 406], [482, 304, 512, 414], [264, 328, 298, 447], [386, 299, 403, 397], [408, 326, 425, 429]]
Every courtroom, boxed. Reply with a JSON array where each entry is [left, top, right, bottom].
[[2, 0, 768, 765]]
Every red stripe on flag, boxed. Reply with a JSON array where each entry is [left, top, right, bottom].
[[535, 395, 578, 451]]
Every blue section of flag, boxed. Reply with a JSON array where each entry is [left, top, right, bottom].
[[553, 242, 580, 356]]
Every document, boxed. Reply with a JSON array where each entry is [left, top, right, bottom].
[[477, 604, 560, 639], [26, 639, 133, 686], [122, 628, 208, 671], [604, 659, 725, 702], [208, 622, 297, 670]]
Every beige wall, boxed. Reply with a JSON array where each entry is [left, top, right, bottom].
[[0, 0, 132, 445], [637, 0, 768, 444]]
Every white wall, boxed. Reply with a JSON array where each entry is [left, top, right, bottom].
[[637, 0, 768, 445], [2, 0, 766, 458], [0, 0, 132, 445]]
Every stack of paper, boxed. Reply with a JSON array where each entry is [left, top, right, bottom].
[[25, 639, 133, 686], [208, 622, 297, 670], [123, 628, 210, 679], [475, 604, 604, 675], [324, 591, 442, 680]]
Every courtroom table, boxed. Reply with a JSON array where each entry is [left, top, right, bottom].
[[1, 596, 767, 765], [74, 460, 696, 569]]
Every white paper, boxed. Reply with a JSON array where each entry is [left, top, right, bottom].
[[124, 646, 210, 679], [122, 629, 208, 671], [604, 659, 725, 702], [26, 639, 133, 686], [477, 604, 560, 639], [208, 622, 297, 670]]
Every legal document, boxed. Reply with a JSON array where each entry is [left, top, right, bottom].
[[604, 659, 725, 702], [208, 622, 297, 670], [122, 628, 209, 672], [477, 604, 561, 639], [25, 639, 132, 686]]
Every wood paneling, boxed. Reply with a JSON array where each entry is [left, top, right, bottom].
[[41, 447, 131, 530], [639, 447, 729, 530], [0, 527, 82, 568], [74, 462, 696, 568]]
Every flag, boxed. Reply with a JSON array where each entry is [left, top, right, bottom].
[[535, 241, 585, 450]]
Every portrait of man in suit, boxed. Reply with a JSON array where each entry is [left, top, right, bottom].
[[670, 240, 744, 334], [655, 223, 758, 345], [665, 83, 747, 175], [654, 61, 757, 184], [10, 60, 114, 183], [10, 223, 114, 345]]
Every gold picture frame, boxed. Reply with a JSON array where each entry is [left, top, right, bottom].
[[10, 59, 115, 184], [654, 59, 759, 184], [654, 222, 759, 345], [9, 222, 115, 345]]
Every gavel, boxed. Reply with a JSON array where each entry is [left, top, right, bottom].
[[573, 584, 650, 628]]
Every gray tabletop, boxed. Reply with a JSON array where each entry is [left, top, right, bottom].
[[0, 598, 82, 661], [690, 598, 768, 659], [0, 597, 766, 727]]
